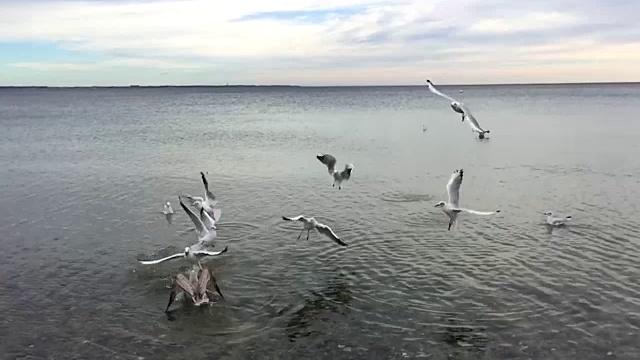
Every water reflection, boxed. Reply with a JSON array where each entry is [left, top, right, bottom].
[[165, 214, 174, 225], [285, 271, 353, 341], [438, 315, 489, 354]]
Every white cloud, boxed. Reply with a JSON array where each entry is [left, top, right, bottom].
[[0, 0, 639, 85]]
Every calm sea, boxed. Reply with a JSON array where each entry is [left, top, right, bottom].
[[1, 84, 640, 359]]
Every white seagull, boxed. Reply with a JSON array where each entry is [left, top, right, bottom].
[[138, 198, 225, 267], [543, 211, 572, 226], [184, 172, 220, 220], [426, 79, 490, 139], [163, 202, 174, 215], [316, 153, 354, 190], [282, 215, 348, 246], [137, 245, 228, 269], [434, 169, 500, 230]]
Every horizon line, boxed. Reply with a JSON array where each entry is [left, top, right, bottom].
[[1, 81, 639, 89]]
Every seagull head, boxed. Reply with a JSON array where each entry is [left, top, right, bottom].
[[435, 201, 446, 208], [165, 202, 171, 206], [316, 153, 326, 161], [184, 247, 190, 255], [543, 211, 553, 216]]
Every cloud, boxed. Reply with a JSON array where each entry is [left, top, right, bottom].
[[0, 0, 639, 85]]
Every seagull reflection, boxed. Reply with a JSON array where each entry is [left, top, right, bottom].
[[165, 213, 174, 225], [285, 271, 353, 341]]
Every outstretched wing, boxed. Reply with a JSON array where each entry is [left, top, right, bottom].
[[137, 252, 183, 265], [206, 268, 224, 300], [174, 273, 195, 298], [200, 208, 216, 230], [211, 208, 222, 222], [316, 223, 348, 246], [179, 197, 206, 235], [200, 172, 217, 203], [317, 153, 337, 174], [446, 169, 463, 207], [193, 246, 229, 257], [460, 105, 487, 133], [455, 208, 500, 216], [340, 164, 354, 181], [427, 79, 458, 103], [282, 215, 305, 222]]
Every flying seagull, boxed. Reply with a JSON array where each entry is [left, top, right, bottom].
[[138, 198, 225, 267], [316, 153, 354, 190], [543, 211, 572, 226], [184, 172, 220, 220], [426, 79, 490, 139], [282, 215, 348, 246], [434, 169, 500, 230], [138, 245, 228, 269]]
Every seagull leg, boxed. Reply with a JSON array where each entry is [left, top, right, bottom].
[[296, 228, 304, 240], [306, 230, 310, 241], [461, 115, 465, 122], [448, 220, 453, 231]]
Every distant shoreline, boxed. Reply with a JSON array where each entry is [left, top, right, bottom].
[[0, 82, 638, 89]]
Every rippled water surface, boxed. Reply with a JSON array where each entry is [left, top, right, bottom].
[[1, 84, 640, 359]]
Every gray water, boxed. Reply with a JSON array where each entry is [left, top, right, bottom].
[[1, 84, 640, 359]]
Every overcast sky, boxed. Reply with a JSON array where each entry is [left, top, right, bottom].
[[1, 0, 639, 86]]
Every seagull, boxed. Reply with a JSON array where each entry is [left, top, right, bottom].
[[544, 211, 572, 226], [163, 202, 174, 215], [282, 215, 348, 246], [434, 169, 500, 230], [426, 79, 490, 139], [138, 198, 225, 267], [138, 245, 228, 269], [184, 172, 219, 220], [316, 153, 354, 190]]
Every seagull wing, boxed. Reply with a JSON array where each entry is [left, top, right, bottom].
[[193, 246, 229, 258], [427, 80, 458, 103], [317, 154, 337, 174], [446, 169, 463, 208], [316, 223, 348, 246], [282, 215, 305, 222], [179, 197, 206, 236], [200, 208, 216, 230], [212, 208, 222, 222], [200, 172, 217, 204], [460, 104, 487, 133], [455, 208, 500, 216], [340, 164, 354, 181], [182, 194, 204, 207], [206, 268, 225, 300], [174, 273, 195, 298], [137, 252, 184, 265]]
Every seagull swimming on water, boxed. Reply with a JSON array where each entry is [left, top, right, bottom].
[[184, 172, 220, 220], [138, 198, 226, 268], [543, 211, 572, 226], [434, 169, 500, 230], [282, 215, 348, 246], [163, 202, 174, 215], [426, 79, 490, 139], [316, 153, 354, 190]]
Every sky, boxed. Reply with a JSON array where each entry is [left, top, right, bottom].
[[0, 0, 639, 86]]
